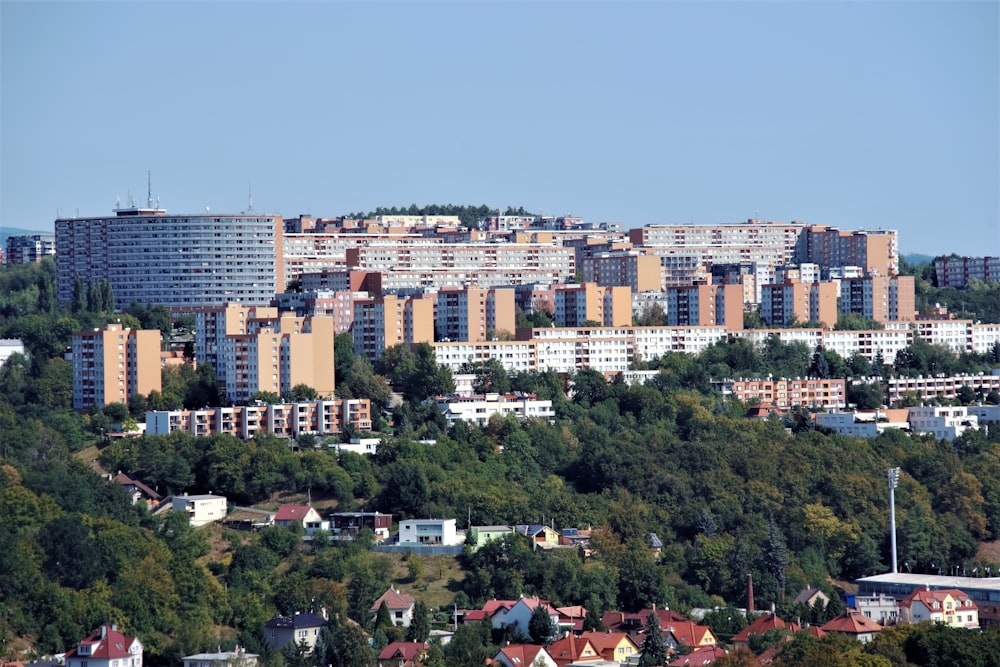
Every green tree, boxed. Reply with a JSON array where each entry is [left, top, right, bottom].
[[528, 604, 556, 645], [638, 610, 668, 667], [406, 600, 430, 643]]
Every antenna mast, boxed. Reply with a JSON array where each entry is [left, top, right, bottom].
[[147, 171, 153, 209]]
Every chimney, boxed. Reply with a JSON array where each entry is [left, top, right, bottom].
[[747, 574, 755, 614]]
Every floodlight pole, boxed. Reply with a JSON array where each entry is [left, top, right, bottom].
[[888, 467, 900, 573]]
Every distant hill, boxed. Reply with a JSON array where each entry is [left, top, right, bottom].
[[903, 253, 934, 266], [1, 226, 52, 244]]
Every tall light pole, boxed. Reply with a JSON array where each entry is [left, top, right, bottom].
[[888, 467, 900, 573]]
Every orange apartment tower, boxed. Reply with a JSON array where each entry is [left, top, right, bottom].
[[72, 323, 161, 409]]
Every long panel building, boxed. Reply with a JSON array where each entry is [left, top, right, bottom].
[[55, 207, 284, 309]]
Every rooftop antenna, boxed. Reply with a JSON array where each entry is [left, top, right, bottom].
[[147, 171, 153, 209], [247, 181, 254, 213]]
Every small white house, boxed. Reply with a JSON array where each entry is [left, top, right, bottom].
[[398, 518, 460, 546], [172, 493, 228, 527]]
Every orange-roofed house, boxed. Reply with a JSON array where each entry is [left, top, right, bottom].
[[493, 644, 557, 667], [372, 587, 416, 628], [731, 612, 800, 650], [899, 588, 979, 628], [376, 641, 428, 667], [820, 610, 882, 643], [668, 645, 729, 666], [665, 620, 718, 650], [545, 635, 602, 666], [504, 597, 561, 638], [579, 631, 640, 663]]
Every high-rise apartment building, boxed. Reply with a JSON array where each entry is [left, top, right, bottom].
[[578, 251, 664, 292], [553, 283, 632, 327], [352, 295, 434, 360], [665, 284, 744, 329], [72, 323, 161, 409], [434, 287, 516, 342], [55, 207, 284, 309], [760, 279, 838, 328], [933, 256, 1000, 288], [839, 276, 915, 323]]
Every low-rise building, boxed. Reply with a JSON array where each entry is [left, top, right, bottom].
[[398, 518, 460, 546], [899, 588, 979, 628], [814, 409, 910, 439], [64, 625, 143, 667], [329, 512, 393, 541], [885, 372, 1000, 404], [145, 399, 372, 439], [172, 493, 227, 527], [182, 651, 258, 667], [907, 405, 979, 441], [434, 392, 554, 427], [372, 587, 416, 628], [716, 377, 846, 409]]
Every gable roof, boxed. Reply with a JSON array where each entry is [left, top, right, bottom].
[[113, 472, 161, 500], [820, 610, 883, 635], [731, 612, 799, 644], [465, 599, 518, 622], [900, 588, 976, 610], [498, 644, 548, 666], [792, 588, 829, 606], [377, 642, 428, 661], [263, 612, 327, 630], [372, 587, 416, 612], [666, 620, 717, 648], [274, 504, 317, 522], [546, 635, 598, 665], [579, 631, 638, 656], [64, 626, 140, 660], [668, 645, 728, 666]]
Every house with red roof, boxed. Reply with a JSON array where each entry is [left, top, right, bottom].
[[899, 588, 979, 628], [503, 597, 561, 639], [372, 587, 416, 628], [376, 641, 428, 667], [64, 625, 143, 667], [545, 634, 602, 666], [463, 600, 518, 629], [493, 644, 557, 667], [820, 610, 882, 643], [111, 471, 162, 508], [274, 504, 322, 530], [578, 631, 639, 663], [731, 612, 799, 650], [667, 645, 729, 666]]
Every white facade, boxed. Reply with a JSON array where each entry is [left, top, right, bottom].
[[172, 493, 228, 527], [885, 372, 1000, 403], [398, 518, 461, 546], [907, 406, 979, 441], [814, 411, 908, 439], [0, 339, 26, 367], [854, 594, 900, 624], [435, 393, 555, 427]]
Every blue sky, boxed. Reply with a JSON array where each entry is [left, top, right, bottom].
[[2, 1, 997, 255]]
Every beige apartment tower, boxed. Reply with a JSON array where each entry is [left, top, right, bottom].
[[353, 294, 435, 360], [435, 287, 516, 342], [72, 323, 161, 409]]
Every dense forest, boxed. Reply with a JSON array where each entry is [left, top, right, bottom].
[[2, 259, 1000, 667]]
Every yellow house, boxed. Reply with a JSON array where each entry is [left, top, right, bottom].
[[579, 631, 640, 663], [900, 588, 979, 628], [516, 524, 561, 549]]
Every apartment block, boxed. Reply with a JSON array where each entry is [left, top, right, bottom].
[[72, 323, 161, 409], [717, 377, 847, 409], [803, 225, 898, 277], [907, 405, 979, 441], [578, 251, 663, 292], [435, 392, 555, 427], [710, 262, 776, 306], [665, 284, 744, 329], [890, 319, 1000, 356], [353, 294, 434, 360], [553, 283, 632, 327], [434, 287, 516, 342], [195, 303, 279, 375], [760, 279, 838, 327], [271, 290, 363, 334], [145, 398, 371, 439], [4, 234, 55, 264], [840, 276, 915, 323], [344, 242, 576, 283], [885, 373, 1000, 404], [55, 207, 283, 308], [934, 256, 1000, 288]]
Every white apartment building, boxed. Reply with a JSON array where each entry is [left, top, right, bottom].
[[885, 372, 1000, 403], [55, 208, 282, 308], [4, 233, 56, 264], [814, 410, 910, 439], [435, 392, 555, 427], [907, 405, 979, 441]]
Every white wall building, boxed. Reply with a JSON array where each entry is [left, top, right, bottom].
[[435, 393, 554, 427], [398, 518, 461, 546], [907, 406, 979, 441], [172, 493, 228, 527], [814, 410, 910, 438]]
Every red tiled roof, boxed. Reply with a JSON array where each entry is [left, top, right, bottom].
[[820, 611, 882, 635], [546, 635, 598, 665], [666, 620, 716, 648], [579, 631, 638, 659], [372, 587, 416, 612], [900, 588, 976, 611], [731, 613, 799, 644], [668, 645, 728, 666], [377, 641, 428, 661], [274, 504, 315, 521], [498, 644, 547, 665], [64, 626, 139, 660]]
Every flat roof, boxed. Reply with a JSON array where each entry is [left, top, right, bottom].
[[857, 573, 1000, 594]]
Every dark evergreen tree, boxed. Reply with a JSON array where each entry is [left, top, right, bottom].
[[638, 611, 668, 667], [406, 599, 430, 643], [528, 604, 556, 645]]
